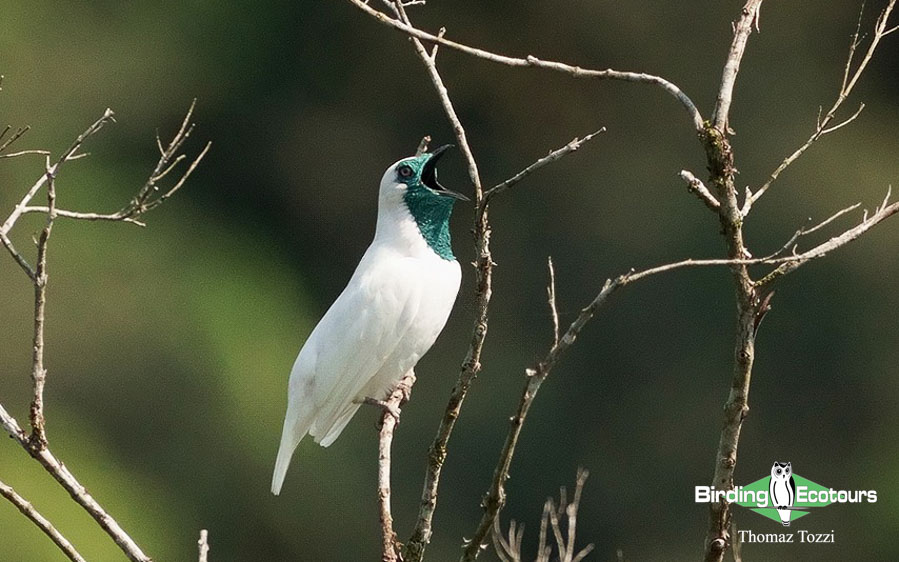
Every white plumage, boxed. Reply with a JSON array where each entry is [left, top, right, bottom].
[[272, 149, 463, 495]]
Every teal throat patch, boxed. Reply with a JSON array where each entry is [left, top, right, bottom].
[[403, 185, 456, 260]]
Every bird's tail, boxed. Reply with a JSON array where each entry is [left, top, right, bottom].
[[271, 438, 296, 496], [271, 397, 363, 494], [272, 403, 313, 495]]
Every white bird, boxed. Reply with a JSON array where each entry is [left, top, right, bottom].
[[272, 145, 466, 495]]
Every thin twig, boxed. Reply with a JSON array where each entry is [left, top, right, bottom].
[[547, 258, 559, 347], [415, 135, 431, 156], [198, 529, 210, 562], [17, 207, 146, 225], [0, 125, 31, 154], [1, 109, 115, 237], [483, 129, 605, 204], [756, 196, 899, 287], [749, 0, 896, 208], [346, 0, 705, 132], [491, 471, 593, 562], [1, 104, 211, 233], [757, 202, 862, 262], [0, 149, 52, 159], [0, 479, 87, 562]]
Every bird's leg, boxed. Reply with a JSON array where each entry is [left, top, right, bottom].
[[358, 370, 417, 427], [362, 397, 402, 424]]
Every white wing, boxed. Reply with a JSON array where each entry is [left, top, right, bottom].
[[271, 246, 426, 494]]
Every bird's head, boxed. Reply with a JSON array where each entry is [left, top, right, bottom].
[[380, 144, 469, 203], [377, 144, 468, 260]]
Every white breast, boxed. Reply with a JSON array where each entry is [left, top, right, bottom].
[[284, 226, 461, 447]]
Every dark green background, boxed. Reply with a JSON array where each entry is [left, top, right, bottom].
[[1, 2, 897, 560]]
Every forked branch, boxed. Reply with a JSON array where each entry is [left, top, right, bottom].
[[347, 0, 704, 132], [0, 404, 151, 562], [16, 101, 212, 227], [0, 102, 209, 562], [748, 0, 897, 208], [492, 469, 594, 562]]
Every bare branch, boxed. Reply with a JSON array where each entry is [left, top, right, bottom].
[[680, 170, 721, 211], [345, 0, 705, 132], [1, 109, 115, 237], [375, 371, 416, 562], [0, 125, 32, 155], [700, 5, 772, 554], [415, 135, 431, 156], [491, 471, 593, 562], [0, 404, 151, 561], [821, 102, 865, 134], [712, 0, 764, 132], [4, 106, 211, 230], [197, 529, 209, 562], [0, 149, 52, 159], [0, 231, 36, 280], [756, 202, 862, 262], [463, 251, 735, 557], [17, 207, 146, 225], [483, 129, 605, 203], [0, 479, 86, 562], [142, 140, 211, 213], [751, 0, 896, 206], [756, 195, 899, 286], [0, 103, 208, 562], [28, 159, 58, 448], [547, 257, 559, 347]]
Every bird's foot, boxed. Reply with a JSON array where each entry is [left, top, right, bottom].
[[394, 378, 414, 403], [362, 397, 402, 425]]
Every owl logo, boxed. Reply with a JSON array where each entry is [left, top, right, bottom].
[[769, 461, 796, 526]]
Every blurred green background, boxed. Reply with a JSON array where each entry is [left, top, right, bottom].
[[1, 1, 898, 560]]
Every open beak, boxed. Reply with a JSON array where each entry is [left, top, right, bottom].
[[421, 144, 470, 201]]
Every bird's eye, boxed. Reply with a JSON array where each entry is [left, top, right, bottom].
[[397, 164, 414, 179]]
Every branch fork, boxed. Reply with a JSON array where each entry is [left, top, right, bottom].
[[1, 102, 210, 562]]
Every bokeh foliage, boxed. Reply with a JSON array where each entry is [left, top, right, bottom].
[[1, 1, 898, 560]]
